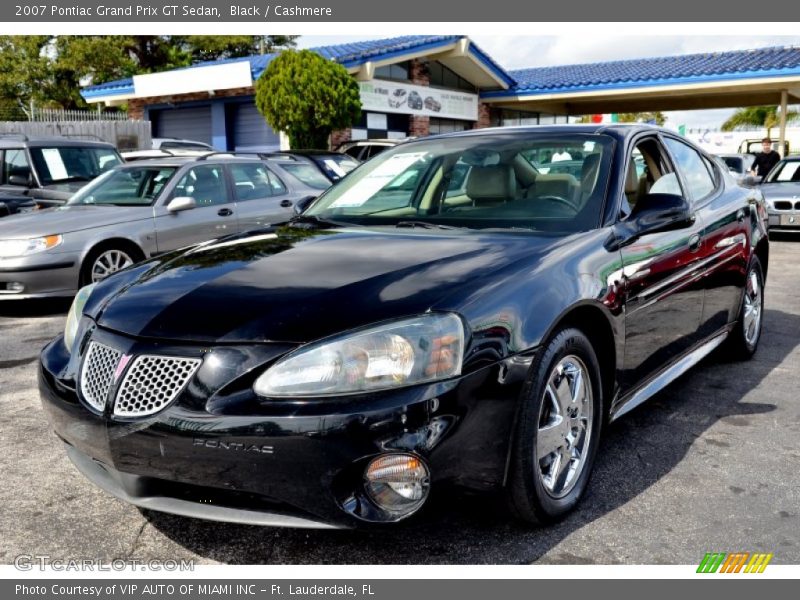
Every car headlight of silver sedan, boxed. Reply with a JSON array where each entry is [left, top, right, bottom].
[[64, 283, 96, 354], [0, 235, 62, 258], [254, 313, 465, 397]]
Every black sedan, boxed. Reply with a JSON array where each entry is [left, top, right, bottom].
[[39, 125, 769, 528]]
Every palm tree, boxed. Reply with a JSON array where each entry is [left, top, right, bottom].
[[721, 106, 800, 138]]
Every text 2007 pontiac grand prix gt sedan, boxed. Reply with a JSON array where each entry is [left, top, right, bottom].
[[39, 125, 769, 528]]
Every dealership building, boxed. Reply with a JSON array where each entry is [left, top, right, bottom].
[[82, 35, 800, 152]]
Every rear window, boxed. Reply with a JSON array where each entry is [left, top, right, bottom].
[[29, 146, 121, 185], [279, 163, 331, 190]]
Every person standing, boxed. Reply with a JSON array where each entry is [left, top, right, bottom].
[[750, 137, 781, 180]]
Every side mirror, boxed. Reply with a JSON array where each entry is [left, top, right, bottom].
[[293, 195, 317, 215], [741, 175, 759, 187], [607, 193, 694, 251], [631, 193, 694, 236], [167, 196, 197, 213], [8, 174, 30, 187]]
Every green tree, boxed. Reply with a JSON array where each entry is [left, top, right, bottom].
[[0, 35, 299, 111], [721, 105, 800, 138], [255, 49, 361, 149]]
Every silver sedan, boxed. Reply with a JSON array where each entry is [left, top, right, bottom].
[[759, 156, 800, 233], [0, 156, 321, 299]]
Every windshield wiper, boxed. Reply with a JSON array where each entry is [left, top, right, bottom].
[[288, 214, 349, 228], [395, 221, 462, 230]]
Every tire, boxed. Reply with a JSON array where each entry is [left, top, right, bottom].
[[80, 245, 139, 286], [506, 327, 603, 525], [724, 256, 764, 360]]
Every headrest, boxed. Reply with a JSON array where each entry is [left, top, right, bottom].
[[466, 165, 516, 200]]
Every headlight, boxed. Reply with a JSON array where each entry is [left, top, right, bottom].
[[0, 235, 62, 258], [64, 283, 95, 354], [254, 313, 465, 397]]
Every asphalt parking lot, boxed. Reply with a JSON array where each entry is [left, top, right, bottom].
[[1, 239, 799, 566]]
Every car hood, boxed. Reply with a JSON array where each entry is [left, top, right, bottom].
[[0, 205, 153, 238], [760, 182, 800, 199], [93, 226, 557, 344]]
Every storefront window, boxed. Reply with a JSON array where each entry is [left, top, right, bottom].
[[428, 61, 476, 92], [374, 61, 410, 81], [429, 118, 471, 135]]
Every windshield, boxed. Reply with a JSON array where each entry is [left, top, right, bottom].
[[67, 166, 176, 206], [764, 160, 800, 183], [29, 147, 121, 185], [306, 132, 615, 233], [309, 154, 360, 181], [278, 162, 331, 190]]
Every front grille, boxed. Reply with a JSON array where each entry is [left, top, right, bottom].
[[114, 355, 201, 417], [80, 342, 122, 411], [774, 200, 793, 210], [795, 201, 800, 210]]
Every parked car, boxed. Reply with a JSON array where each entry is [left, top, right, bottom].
[[738, 138, 790, 156], [0, 135, 122, 216], [337, 139, 408, 161], [759, 155, 800, 232], [151, 137, 213, 151], [121, 149, 211, 162], [716, 153, 757, 186], [424, 96, 442, 112], [262, 150, 360, 183], [407, 91, 423, 110], [0, 155, 318, 299], [39, 125, 768, 529]]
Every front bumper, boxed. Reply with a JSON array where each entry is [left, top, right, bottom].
[[768, 211, 800, 231], [39, 325, 528, 528], [0, 253, 79, 298]]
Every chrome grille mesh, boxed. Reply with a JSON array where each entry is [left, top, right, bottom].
[[113, 355, 201, 417], [80, 342, 122, 411]]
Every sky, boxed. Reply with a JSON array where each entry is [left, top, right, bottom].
[[297, 34, 800, 130]]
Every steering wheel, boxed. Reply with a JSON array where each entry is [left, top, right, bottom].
[[536, 195, 579, 212]]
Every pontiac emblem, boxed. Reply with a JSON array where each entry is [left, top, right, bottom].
[[113, 354, 132, 383]]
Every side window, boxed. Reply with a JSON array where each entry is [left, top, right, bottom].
[[664, 138, 715, 202], [229, 163, 276, 201], [622, 138, 680, 218], [172, 165, 228, 206], [3, 149, 31, 186], [265, 167, 287, 195]]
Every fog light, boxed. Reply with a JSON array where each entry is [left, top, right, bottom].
[[365, 453, 430, 515], [4, 282, 25, 293]]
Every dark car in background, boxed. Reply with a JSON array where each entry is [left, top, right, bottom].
[[40, 125, 768, 530], [716, 153, 756, 186], [759, 155, 800, 232], [407, 91, 423, 110], [0, 135, 122, 217], [0, 155, 319, 299]]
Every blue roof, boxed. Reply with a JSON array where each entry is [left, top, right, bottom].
[[483, 45, 800, 98], [82, 35, 513, 99]]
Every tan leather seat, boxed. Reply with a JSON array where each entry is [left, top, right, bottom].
[[624, 159, 639, 208], [465, 165, 516, 206]]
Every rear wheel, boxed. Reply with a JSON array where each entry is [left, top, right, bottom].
[[724, 256, 764, 360], [506, 327, 603, 524]]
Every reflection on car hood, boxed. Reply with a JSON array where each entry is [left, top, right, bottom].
[[0, 205, 153, 238], [94, 227, 557, 343], [760, 182, 800, 198]]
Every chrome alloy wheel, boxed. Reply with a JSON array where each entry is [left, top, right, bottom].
[[536, 355, 594, 498], [91, 249, 133, 283], [743, 269, 763, 346]]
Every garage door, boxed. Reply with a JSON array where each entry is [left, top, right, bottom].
[[232, 103, 280, 151], [153, 106, 212, 145]]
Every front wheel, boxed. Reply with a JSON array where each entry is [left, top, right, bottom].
[[80, 247, 136, 286], [506, 327, 603, 524], [724, 256, 764, 360]]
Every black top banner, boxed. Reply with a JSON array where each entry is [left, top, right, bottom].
[[4, 0, 800, 21]]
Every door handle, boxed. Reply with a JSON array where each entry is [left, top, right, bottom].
[[280, 199, 293, 208], [688, 233, 701, 252], [218, 208, 233, 217]]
